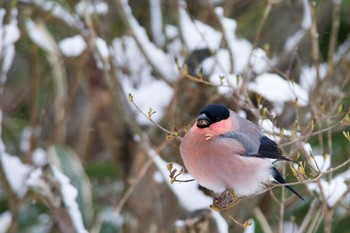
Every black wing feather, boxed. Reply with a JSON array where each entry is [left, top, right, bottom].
[[272, 167, 304, 200], [250, 136, 291, 161]]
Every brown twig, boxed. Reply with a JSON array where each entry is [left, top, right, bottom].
[[326, 0, 341, 79]]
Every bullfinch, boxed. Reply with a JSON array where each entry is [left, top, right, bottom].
[[179, 104, 303, 201]]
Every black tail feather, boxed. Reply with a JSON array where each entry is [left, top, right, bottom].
[[272, 167, 304, 201]]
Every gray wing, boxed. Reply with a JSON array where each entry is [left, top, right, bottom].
[[221, 133, 291, 161], [220, 131, 260, 156]]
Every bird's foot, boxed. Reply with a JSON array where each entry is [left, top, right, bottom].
[[210, 189, 240, 211], [205, 134, 214, 141]]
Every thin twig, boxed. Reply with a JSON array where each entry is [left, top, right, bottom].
[[297, 198, 321, 233], [129, 95, 182, 140], [253, 207, 273, 233], [326, 0, 341, 79], [114, 158, 153, 216]]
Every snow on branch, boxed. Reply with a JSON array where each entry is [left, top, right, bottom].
[[118, 0, 178, 82], [0, 8, 20, 85], [284, 0, 311, 52]]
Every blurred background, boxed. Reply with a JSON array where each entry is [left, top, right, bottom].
[[0, 0, 350, 232]]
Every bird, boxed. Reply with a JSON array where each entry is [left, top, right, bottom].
[[179, 103, 303, 204]]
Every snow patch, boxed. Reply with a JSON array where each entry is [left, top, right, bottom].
[[32, 148, 48, 167], [123, 78, 174, 125], [52, 166, 88, 233], [178, 4, 221, 52], [25, 19, 58, 53], [250, 48, 269, 74], [248, 73, 309, 106], [149, 0, 165, 47], [0, 8, 20, 84], [119, 0, 178, 81], [75, 1, 108, 16], [59, 35, 86, 57], [284, 0, 311, 52], [153, 170, 165, 184], [300, 64, 327, 91], [0, 211, 11, 233], [309, 155, 330, 173], [0, 153, 32, 198], [307, 177, 347, 207]]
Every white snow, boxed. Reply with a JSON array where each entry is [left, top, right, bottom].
[[20, 127, 41, 153], [0, 8, 20, 84], [148, 148, 228, 233], [96, 37, 110, 59], [284, 0, 311, 52], [334, 38, 350, 63], [22, 0, 83, 30], [250, 48, 269, 74], [0, 10, 20, 50], [119, 0, 178, 81], [303, 143, 312, 154], [0, 211, 11, 233], [214, 7, 259, 74], [20, 127, 31, 153], [25, 19, 58, 53], [149, 0, 165, 47], [0, 153, 32, 198], [112, 36, 147, 76], [231, 39, 253, 74], [165, 24, 184, 65], [320, 177, 347, 207], [165, 24, 179, 40], [153, 170, 165, 184], [201, 49, 241, 95], [299, 64, 327, 91], [75, 1, 108, 16], [26, 166, 88, 233], [284, 221, 299, 233], [101, 207, 124, 227], [200, 7, 253, 94], [284, 30, 306, 52], [149, 149, 211, 211], [52, 166, 88, 233], [259, 118, 295, 140], [248, 73, 309, 106], [178, 4, 222, 53], [26, 168, 44, 191], [32, 148, 48, 167], [0, 112, 32, 198], [0, 23, 20, 51], [59, 35, 86, 57], [175, 219, 186, 228], [112, 36, 174, 125], [123, 79, 174, 125], [309, 154, 330, 173], [307, 176, 347, 207], [95, 37, 111, 69], [301, 0, 312, 30], [214, 7, 236, 72]]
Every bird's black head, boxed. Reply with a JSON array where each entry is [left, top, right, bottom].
[[197, 104, 230, 128]]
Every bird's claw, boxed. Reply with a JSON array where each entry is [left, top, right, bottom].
[[210, 189, 240, 211], [205, 134, 214, 141]]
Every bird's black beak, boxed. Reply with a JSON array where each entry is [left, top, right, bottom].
[[197, 113, 211, 128]]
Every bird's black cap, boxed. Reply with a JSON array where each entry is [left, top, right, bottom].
[[197, 104, 230, 128]]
